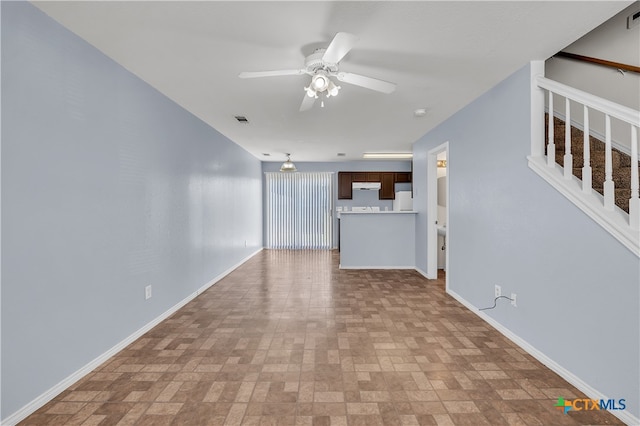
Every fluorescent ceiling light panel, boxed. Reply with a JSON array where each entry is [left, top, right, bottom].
[[363, 152, 413, 159]]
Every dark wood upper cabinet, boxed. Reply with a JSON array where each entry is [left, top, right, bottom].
[[338, 171, 412, 200], [379, 173, 395, 199], [367, 172, 381, 182], [395, 172, 412, 183], [338, 172, 353, 200], [352, 172, 367, 182]]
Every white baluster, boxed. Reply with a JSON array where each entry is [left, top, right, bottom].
[[630, 125, 639, 229], [547, 92, 555, 168], [604, 115, 615, 210], [582, 105, 592, 193], [564, 98, 573, 179]]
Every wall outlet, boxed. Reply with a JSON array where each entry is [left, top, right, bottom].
[[494, 285, 502, 298], [145, 285, 152, 300], [511, 293, 517, 307]]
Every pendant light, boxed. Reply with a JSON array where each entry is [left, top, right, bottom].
[[280, 153, 297, 172]]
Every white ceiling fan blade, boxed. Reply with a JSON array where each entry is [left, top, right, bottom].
[[299, 93, 316, 112], [238, 69, 305, 79], [336, 72, 396, 94], [322, 32, 359, 64]]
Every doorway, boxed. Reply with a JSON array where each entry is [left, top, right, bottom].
[[426, 142, 449, 287]]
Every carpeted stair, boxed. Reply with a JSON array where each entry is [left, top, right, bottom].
[[545, 114, 639, 213]]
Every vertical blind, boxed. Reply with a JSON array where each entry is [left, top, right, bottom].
[[265, 172, 333, 249]]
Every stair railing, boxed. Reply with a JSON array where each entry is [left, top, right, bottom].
[[555, 51, 640, 75], [529, 65, 640, 256]]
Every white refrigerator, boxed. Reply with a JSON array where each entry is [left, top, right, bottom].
[[393, 191, 413, 211]]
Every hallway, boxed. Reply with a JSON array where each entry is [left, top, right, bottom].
[[21, 250, 621, 425]]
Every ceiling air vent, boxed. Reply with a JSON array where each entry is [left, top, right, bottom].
[[234, 115, 249, 123]]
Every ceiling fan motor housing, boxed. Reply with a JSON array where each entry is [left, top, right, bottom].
[[305, 48, 338, 74]]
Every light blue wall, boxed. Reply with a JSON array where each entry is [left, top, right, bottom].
[[413, 64, 640, 419], [1, 2, 262, 418], [262, 161, 411, 247]]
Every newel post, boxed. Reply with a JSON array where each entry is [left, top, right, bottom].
[[530, 61, 545, 159]]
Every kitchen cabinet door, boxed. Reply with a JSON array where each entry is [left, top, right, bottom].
[[380, 173, 395, 199], [352, 172, 367, 182], [395, 172, 412, 183], [367, 172, 381, 182], [338, 172, 353, 199]]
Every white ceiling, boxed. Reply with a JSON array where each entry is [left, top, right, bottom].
[[32, 1, 631, 162]]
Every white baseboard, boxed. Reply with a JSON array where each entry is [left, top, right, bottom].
[[446, 288, 640, 426], [1, 248, 263, 426], [414, 267, 430, 279], [339, 265, 415, 270]]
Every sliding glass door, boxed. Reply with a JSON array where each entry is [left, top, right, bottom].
[[265, 172, 333, 249]]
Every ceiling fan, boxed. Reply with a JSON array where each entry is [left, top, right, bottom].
[[239, 32, 397, 111]]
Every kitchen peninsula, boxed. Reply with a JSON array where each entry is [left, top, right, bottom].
[[339, 210, 416, 269]]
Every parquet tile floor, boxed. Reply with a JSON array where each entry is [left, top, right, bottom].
[[20, 250, 623, 425]]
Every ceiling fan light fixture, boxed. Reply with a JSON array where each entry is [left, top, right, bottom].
[[326, 80, 340, 97], [280, 154, 297, 172], [311, 74, 329, 92], [304, 86, 318, 98]]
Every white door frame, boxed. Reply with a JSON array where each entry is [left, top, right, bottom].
[[426, 142, 449, 286]]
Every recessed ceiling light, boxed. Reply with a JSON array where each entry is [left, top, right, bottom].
[[414, 108, 427, 117], [363, 152, 413, 159]]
